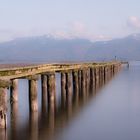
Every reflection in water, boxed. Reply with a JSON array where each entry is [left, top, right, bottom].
[[29, 112, 38, 140], [2, 66, 117, 140], [10, 102, 18, 140], [0, 130, 7, 140]]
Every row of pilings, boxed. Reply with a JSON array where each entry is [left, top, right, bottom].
[[0, 62, 121, 129]]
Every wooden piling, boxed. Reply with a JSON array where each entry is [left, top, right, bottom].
[[78, 70, 82, 93], [61, 72, 66, 107], [81, 69, 86, 98], [95, 67, 99, 85], [28, 76, 38, 112], [10, 79, 18, 103], [47, 73, 56, 105], [72, 71, 79, 95], [86, 69, 90, 94], [0, 88, 7, 129], [41, 75, 47, 110], [66, 72, 72, 96], [90, 68, 94, 90]]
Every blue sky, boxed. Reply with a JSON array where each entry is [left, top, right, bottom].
[[0, 0, 140, 42]]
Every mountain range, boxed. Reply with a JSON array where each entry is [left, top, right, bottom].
[[0, 34, 140, 63]]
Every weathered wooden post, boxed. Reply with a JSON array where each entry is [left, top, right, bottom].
[[28, 75, 38, 112], [46, 72, 56, 136], [0, 88, 7, 129], [81, 69, 86, 100], [0, 79, 10, 129], [72, 70, 79, 96], [108, 65, 111, 80], [72, 70, 79, 104], [41, 75, 47, 111], [65, 72, 73, 120], [78, 70, 82, 93], [98, 66, 101, 86], [104, 66, 108, 83], [86, 68, 90, 95], [113, 64, 115, 75], [10, 79, 18, 103], [66, 72, 72, 96], [95, 67, 99, 85], [89, 68, 94, 91], [102, 66, 105, 85], [61, 72, 66, 107], [47, 73, 56, 105]]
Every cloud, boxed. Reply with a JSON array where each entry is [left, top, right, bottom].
[[0, 22, 111, 42], [49, 21, 111, 42], [71, 21, 86, 34], [127, 16, 140, 29]]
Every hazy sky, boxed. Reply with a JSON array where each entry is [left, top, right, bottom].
[[0, 0, 140, 42]]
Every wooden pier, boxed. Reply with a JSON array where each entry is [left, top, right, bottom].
[[0, 61, 121, 129]]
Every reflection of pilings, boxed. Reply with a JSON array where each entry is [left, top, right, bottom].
[[0, 129, 7, 140], [61, 72, 66, 107], [10, 102, 18, 140], [10, 79, 18, 103], [0, 87, 7, 129], [48, 98, 55, 137], [41, 75, 47, 112], [29, 112, 38, 140], [47, 73, 56, 106], [28, 76, 38, 112]]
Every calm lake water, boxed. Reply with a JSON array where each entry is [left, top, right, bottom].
[[1, 62, 140, 140]]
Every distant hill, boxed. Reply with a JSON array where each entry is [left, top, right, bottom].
[[0, 34, 140, 63], [86, 34, 140, 61]]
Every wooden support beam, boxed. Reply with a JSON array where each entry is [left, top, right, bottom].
[[95, 67, 99, 85], [72, 71, 79, 96], [81, 69, 86, 96], [0, 87, 7, 129], [28, 76, 38, 112], [78, 70, 82, 93], [90, 68, 94, 90], [66, 72, 72, 96], [86, 69, 90, 94], [10, 79, 18, 103], [47, 73, 56, 105], [41, 75, 47, 110], [61, 72, 66, 107]]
